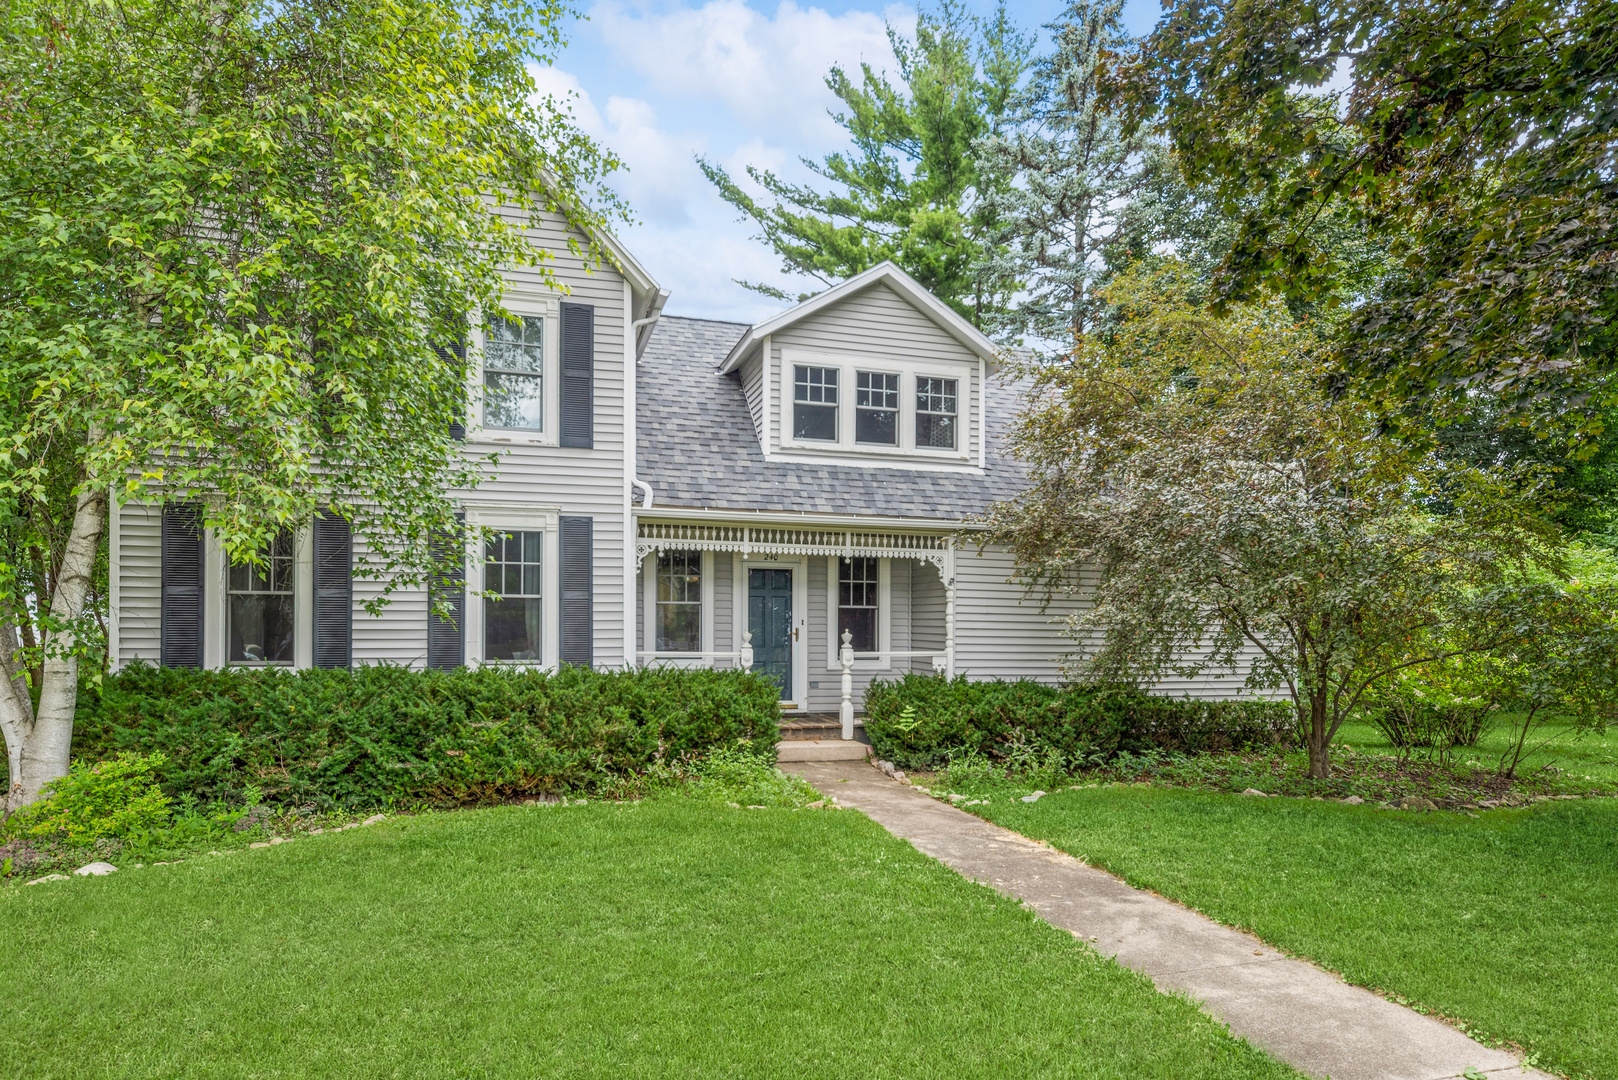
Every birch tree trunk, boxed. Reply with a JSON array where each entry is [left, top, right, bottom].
[[1, 486, 106, 811]]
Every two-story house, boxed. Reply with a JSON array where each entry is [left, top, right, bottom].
[[107, 217, 1247, 725]]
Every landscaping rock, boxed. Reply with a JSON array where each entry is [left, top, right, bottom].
[[875, 760, 897, 776], [249, 842, 271, 849], [1021, 791, 1047, 803], [1477, 799, 1500, 809], [1396, 796, 1437, 811], [26, 874, 69, 885], [805, 800, 825, 809], [267, 837, 288, 845], [1241, 788, 1272, 797], [891, 771, 909, 785], [361, 814, 386, 826], [1341, 795, 1365, 805], [74, 861, 118, 877]]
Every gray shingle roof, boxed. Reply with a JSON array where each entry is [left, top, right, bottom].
[[636, 316, 1028, 523]]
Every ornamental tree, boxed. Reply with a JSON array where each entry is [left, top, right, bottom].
[[0, 0, 623, 808], [985, 266, 1563, 778]]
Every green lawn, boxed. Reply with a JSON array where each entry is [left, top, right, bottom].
[[972, 787, 1618, 1080], [0, 797, 1300, 1079], [1333, 716, 1618, 788]]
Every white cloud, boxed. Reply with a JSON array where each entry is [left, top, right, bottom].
[[526, 3, 918, 320], [529, 63, 792, 320], [593, 1, 909, 145]]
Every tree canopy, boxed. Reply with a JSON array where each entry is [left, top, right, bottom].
[[986, 266, 1562, 777], [1132, 0, 1618, 433], [0, 0, 622, 805]]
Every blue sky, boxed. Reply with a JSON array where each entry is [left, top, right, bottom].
[[540, 0, 1165, 322]]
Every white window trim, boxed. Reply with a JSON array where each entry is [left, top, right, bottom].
[[467, 290, 562, 447], [825, 555, 891, 671], [640, 550, 714, 665], [778, 347, 972, 462], [206, 525, 308, 670], [464, 505, 559, 669]]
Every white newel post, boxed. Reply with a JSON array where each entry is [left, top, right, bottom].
[[740, 630, 754, 672], [944, 572, 956, 679], [839, 628, 855, 740]]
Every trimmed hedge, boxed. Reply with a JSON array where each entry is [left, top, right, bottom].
[[72, 664, 780, 809], [864, 674, 1293, 770]]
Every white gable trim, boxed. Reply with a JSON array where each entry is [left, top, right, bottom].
[[717, 262, 999, 373]]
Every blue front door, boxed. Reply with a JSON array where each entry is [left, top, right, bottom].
[[748, 567, 793, 701]]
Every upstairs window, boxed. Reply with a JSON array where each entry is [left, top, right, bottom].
[[228, 531, 295, 664], [855, 371, 899, 445], [485, 530, 543, 661], [837, 556, 879, 652], [655, 551, 702, 652], [485, 315, 545, 430], [916, 376, 958, 449], [793, 365, 838, 441]]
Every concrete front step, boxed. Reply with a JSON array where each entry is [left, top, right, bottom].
[[776, 740, 872, 762]]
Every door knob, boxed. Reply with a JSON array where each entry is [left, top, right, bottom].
[[791, 627, 799, 641]]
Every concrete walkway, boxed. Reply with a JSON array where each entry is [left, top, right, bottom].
[[786, 758, 1553, 1080]]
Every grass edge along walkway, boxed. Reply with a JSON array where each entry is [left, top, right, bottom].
[[1, 794, 1298, 1079], [787, 759, 1555, 1080]]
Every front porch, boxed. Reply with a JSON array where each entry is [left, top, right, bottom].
[[633, 519, 957, 734]]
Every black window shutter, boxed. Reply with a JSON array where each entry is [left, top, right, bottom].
[[559, 515, 593, 666], [438, 342, 467, 441], [427, 515, 465, 670], [160, 503, 205, 669], [313, 512, 353, 669], [560, 302, 594, 448]]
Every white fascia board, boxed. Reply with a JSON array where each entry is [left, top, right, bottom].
[[717, 261, 1001, 373], [632, 505, 987, 532]]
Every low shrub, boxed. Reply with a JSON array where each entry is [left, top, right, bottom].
[[4, 753, 172, 846], [1360, 686, 1495, 753], [863, 674, 1292, 771], [71, 664, 780, 810]]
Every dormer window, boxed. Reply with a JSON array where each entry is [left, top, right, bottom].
[[855, 371, 899, 445], [793, 365, 838, 441], [916, 377, 958, 449]]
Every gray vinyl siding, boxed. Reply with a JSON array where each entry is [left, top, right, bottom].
[[766, 281, 981, 461], [466, 210, 629, 667], [351, 530, 430, 670], [738, 351, 765, 444], [803, 555, 922, 713], [910, 559, 946, 674], [114, 501, 163, 668], [712, 553, 734, 667], [951, 544, 1078, 683]]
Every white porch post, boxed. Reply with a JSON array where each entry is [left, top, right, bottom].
[[944, 542, 956, 679], [839, 629, 854, 740]]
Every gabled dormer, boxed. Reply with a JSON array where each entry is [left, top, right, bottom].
[[717, 262, 998, 472]]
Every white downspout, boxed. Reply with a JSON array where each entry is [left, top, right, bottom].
[[632, 478, 654, 510]]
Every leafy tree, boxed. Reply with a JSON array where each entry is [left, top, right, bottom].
[[985, 265, 1562, 778], [1131, 0, 1618, 432], [972, 0, 1147, 351], [699, 1, 1031, 323], [0, 0, 623, 808]]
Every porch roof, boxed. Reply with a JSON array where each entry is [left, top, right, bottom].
[[636, 317, 1029, 522]]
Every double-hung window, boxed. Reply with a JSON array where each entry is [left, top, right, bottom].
[[793, 365, 838, 441], [484, 530, 544, 661], [915, 376, 958, 449], [855, 371, 899, 445], [837, 557, 879, 652], [655, 551, 702, 652], [228, 531, 295, 664], [484, 315, 545, 430]]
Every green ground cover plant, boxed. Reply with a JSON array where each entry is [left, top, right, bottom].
[[0, 790, 1301, 1080], [955, 785, 1617, 1080], [864, 674, 1291, 770], [66, 664, 779, 810]]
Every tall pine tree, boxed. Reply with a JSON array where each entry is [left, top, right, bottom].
[[973, 0, 1146, 353], [699, 2, 1030, 325]]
